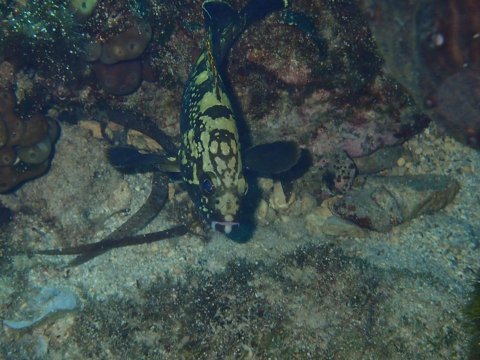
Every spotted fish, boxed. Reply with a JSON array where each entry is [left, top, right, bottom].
[[177, 0, 294, 234], [108, 0, 298, 234]]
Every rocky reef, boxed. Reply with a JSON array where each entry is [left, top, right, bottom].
[[0, 87, 59, 193], [0, 0, 479, 358]]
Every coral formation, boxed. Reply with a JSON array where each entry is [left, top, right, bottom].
[[0, 88, 59, 193], [99, 21, 152, 65], [86, 19, 153, 95], [93, 60, 143, 96], [70, 0, 98, 20]]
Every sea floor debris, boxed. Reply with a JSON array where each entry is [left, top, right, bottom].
[[3, 287, 78, 331]]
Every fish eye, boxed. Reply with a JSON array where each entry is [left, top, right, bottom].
[[200, 173, 215, 194]]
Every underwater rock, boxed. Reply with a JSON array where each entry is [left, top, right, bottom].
[[435, 69, 480, 147], [3, 287, 79, 330], [0, 88, 60, 193], [353, 145, 404, 174], [93, 60, 143, 96], [243, 23, 321, 86], [18, 114, 49, 147], [357, 0, 480, 148], [17, 136, 52, 165], [332, 175, 460, 232], [306, 205, 367, 238]]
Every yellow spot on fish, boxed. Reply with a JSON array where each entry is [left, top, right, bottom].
[[210, 140, 218, 154], [198, 91, 232, 113], [196, 52, 206, 65], [191, 162, 198, 184], [220, 142, 230, 156], [200, 115, 236, 133], [230, 140, 237, 153], [221, 170, 234, 188], [195, 71, 209, 86], [237, 178, 247, 194], [215, 157, 227, 171], [228, 156, 236, 170]]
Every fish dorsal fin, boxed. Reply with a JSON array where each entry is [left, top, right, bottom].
[[244, 140, 300, 174]]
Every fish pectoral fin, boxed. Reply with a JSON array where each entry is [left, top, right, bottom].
[[244, 140, 300, 174], [106, 146, 180, 173]]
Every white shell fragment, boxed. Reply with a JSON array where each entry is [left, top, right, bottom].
[[3, 287, 79, 330]]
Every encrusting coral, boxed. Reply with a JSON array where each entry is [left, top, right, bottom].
[[99, 21, 152, 65], [87, 19, 153, 95], [0, 88, 59, 193]]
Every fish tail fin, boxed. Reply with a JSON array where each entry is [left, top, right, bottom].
[[240, 0, 290, 28], [202, 0, 241, 63], [203, 0, 290, 63]]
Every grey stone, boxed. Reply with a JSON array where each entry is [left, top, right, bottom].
[[332, 175, 460, 232], [353, 145, 404, 174]]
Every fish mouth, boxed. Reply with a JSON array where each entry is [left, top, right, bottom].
[[211, 221, 240, 234]]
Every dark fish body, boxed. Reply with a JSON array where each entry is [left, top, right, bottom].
[[178, 0, 289, 233]]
